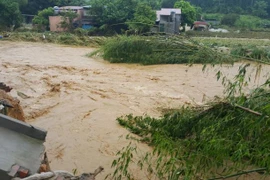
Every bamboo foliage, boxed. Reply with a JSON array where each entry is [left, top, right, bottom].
[[110, 64, 270, 179], [113, 88, 270, 179], [98, 35, 235, 65]]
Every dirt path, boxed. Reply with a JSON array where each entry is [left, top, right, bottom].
[[0, 41, 268, 179]]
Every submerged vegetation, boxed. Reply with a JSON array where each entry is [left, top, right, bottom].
[[192, 37, 270, 63], [231, 45, 270, 62], [2, 31, 106, 47], [110, 64, 270, 179], [3, 32, 270, 65], [187, 30, 270, 39], [92, 35, 235, 65], [192, 37, 270, 48]]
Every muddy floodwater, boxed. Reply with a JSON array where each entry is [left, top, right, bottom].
[[1, 41, 269, 179]]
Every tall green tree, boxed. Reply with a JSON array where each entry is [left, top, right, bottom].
[[91, 0, 137, 33], [252, 0, 268, 17], [0, 0, 22, 30], [32, 7, 54, 31], [20, 0, 54, 15], [139, 0, 162, 9], [161, 0, 177, 8], [174, 0, 196, 26], [20, 0, 87, 15], [127, 3, 156, 33], [51, 0, 87, 6], [17, 0, 28, 8], [186, 0, 270, 17], [59, 10, 78, 32]]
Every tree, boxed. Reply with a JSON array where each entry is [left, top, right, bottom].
[[0, 0, 22, 30], [174, 0, 196, 26], [32, 7, 54, 31], [59, 10, 78, 32], [21, 0, 88, 15], [91, 0, 137, 33], [16, 0, 28, 8], [139, 0, 162, 9], [195, 6, 202, 20], [20, 0, 54, 15], [127, 3, 156, 33], [51, 0, 87, 6], [185, 0, 270, 18], [161, 0, 177, 8], [252, 0, 268, 17]]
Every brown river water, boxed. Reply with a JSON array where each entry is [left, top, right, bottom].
[[0, 41, 269, 179]]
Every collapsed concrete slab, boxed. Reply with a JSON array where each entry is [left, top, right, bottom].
[[0, 114, 47, 180]]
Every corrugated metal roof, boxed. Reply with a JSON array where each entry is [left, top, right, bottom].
[[157, 8, 181, 15], [59, 6, 83, 10]]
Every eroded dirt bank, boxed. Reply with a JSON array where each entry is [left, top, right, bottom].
[[0, 41, 268, 179]]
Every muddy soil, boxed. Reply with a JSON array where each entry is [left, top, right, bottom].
[[0, 41, 269, 179]]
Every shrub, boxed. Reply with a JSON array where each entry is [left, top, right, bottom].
[[32, 7, 54, 31], [0, 0, 22, 30], [231, 45, 270, 61], [73, 28, 88, 36], [250, 47, 268, 60], [221, 14, 240, 26], [235, 15, 262, 29], [230, 45, 249, 57], [203, 13, 223, 21], [87, 25, 116, 36]]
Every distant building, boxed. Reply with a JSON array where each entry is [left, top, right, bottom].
[[49, 6, 95, 32], [155, 8, 181, 34]]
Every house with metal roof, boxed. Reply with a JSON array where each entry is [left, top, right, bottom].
[[49, 6, 96, 32], [156, 8, 181, 34]]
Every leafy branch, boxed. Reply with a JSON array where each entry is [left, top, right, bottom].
[[209, 168, 267, 180]]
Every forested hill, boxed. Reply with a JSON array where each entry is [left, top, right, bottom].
[[11, 0, 270, 19], [189, 0, 270, 16], [162, 0, 270, 18]]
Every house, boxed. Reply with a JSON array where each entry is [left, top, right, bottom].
[[49, 6, 95, 32], [0, 113, 47, 180], [49, 6, 83, 32], [155, 8, 181, 34], [81, 5, 96, 30]]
